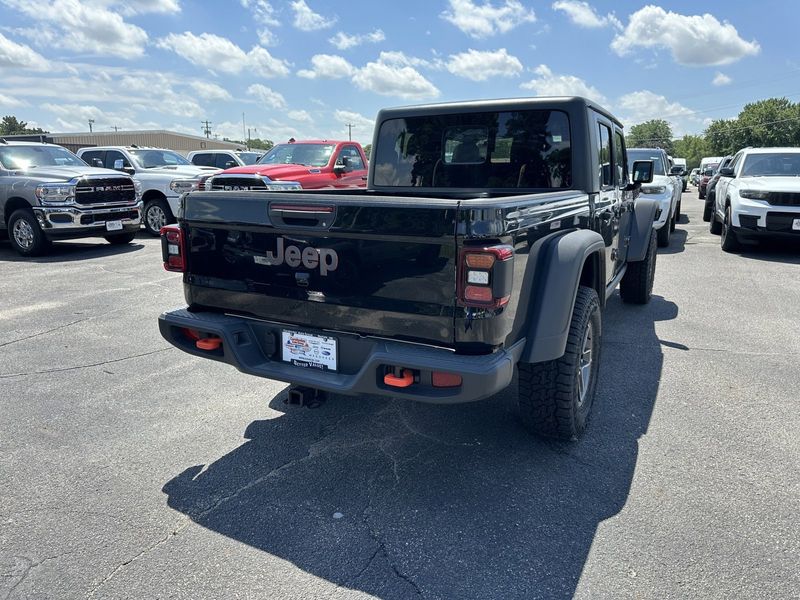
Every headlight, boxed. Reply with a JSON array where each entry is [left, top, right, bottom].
[[133, 179, 143, 201], [265, 181, 302, 191], [169, 179, 199, 194], [739, 189, 769, 200], [640, 185, 667, 194], [35, 182, 76, 203]]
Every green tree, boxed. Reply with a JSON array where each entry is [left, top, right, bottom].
[[363, 144, 372, 159], [672, 134, 709, 170], [626, 119, 674, 155], [735, 98, 800, 148], [248, 138, 273, 151], [704, 119, 740, 155], [0, 115, 47, 136]]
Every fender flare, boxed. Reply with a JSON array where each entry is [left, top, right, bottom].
[[520, 229, 606, 364], [627, 198, 659, 262]]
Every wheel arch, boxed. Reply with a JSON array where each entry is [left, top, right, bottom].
[[3, 196, 33, 225], [520, 229, 606, 365]]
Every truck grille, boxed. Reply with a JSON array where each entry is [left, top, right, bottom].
[[210, 176, 266, 191], [766, 192, 800, 206], [75, 177, 136, 205]]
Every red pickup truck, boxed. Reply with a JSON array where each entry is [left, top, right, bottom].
[[206, 140, 368, 191]]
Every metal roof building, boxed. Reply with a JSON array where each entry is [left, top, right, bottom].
[[5, 130, 243, 155]]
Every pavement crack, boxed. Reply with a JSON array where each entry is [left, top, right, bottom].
[[0, 348, 173, 379], [3, 552, 73, 600]]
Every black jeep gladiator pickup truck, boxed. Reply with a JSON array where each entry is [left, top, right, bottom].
[[159, 97, 658, 439]]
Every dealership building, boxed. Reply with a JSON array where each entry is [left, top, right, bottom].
[[5, 130, 243, 155]]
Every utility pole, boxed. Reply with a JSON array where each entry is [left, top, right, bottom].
[[242, 112, 246, 147], [112, 125, 118, 132], [201, 120, 212, 138], [345, 123, 354, 141], [88, 119, 94, 133]]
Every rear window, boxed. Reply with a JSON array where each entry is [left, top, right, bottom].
[[372, 110, 572, 189]]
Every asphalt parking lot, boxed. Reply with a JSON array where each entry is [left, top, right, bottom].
[[1, 190, 798, 600]]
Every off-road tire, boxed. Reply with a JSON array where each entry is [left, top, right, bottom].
[[657, 220, 671, 247], [105, 232, 137, 245], [518, 286, 601, 440], [7, 208, 51, 257], [720, 205, 740, 252], [709, 207, 722, 235], [143, 198, 174, 237], [620, 228, 657, 305]]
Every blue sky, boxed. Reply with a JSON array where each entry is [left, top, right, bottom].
[[0, 1, 796, 146]]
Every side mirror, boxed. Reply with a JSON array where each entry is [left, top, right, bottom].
[[224, 161, 236, 168], [90, 158, 103, 168], [718, 167, 735, 177], [704, 169, 714, 176], [631, 160, 654, 184], [113, 159, 134, 175], [333, 160, 346, 174]]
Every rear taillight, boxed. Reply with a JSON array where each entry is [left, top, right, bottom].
[[160, 224, 186, 272], [457, 244, 514, 309]]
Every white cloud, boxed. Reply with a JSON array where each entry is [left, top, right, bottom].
[[247, 84, 287, 109], [4, 0, 149, 59], [41, 102, 149, 132], [0, 92, 24, 107], [611, 6, 760, 66], [446, 48, 522, 81], [712, 72, 732, 86], [297, 54, 355, 79], [157, 32, 290, 78], [190, 81, 232, 101], [441, 0, 536, 39], [329, 29, 385, 50], [333, 110, 375, 143], [113, 0, 180, 15], [241, 0, 280, 46], [616, 90, 700, 136], [352, 53, 440, 100], [520, 64, 606, 104], [0, 32, 48, 70], [287, 109, 313, 123], [291, 0, 336, 31], [552, 1, 621, 30]]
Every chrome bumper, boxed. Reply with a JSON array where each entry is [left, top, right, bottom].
[[33, 202, 142, 231]]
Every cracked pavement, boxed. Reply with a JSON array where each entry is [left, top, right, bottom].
[[1, 195, 799, 599]]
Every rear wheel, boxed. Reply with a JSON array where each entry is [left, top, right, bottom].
[[702, 201, 712, 222], [620, 228, 657, 304], [657, 220, 671, 247], [143, 198, 173, 237], [720, 205, 740, 252], [8, 208, 51, 257], [518, 286, 601, 440], [105, 232, 137, 245], [709, 207, 722, 235]]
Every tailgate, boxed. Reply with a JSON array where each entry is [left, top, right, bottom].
[[181, 191, 460, 347]]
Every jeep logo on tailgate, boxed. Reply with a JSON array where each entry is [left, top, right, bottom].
[[255, 237, 338, 275]]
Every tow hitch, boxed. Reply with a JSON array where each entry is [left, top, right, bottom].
[[285, 386, 326, 409]]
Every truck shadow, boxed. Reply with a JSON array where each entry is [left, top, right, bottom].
[[658, 228, 688, 255], [735, 239, 800, 265], [163, 294, 677, 599], [0, 238, 144, 263]]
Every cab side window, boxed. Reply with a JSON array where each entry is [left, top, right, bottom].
[[338, 145, 365, 171], [192, 153, 215, 167], [104, 150, 131, 170], [613, 130, 627, 186], [597, 123, 613, 189], [215, 154, 236, 169], [81, 150, 104, 168]]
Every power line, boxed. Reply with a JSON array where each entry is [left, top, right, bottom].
[[200, 120, 212, 138]]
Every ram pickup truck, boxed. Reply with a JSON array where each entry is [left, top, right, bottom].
[[158, 97, 659, 440], [188, 149, 264, 169], [77, 146, 218, 236], [0, 140, 142, 256], [207, 139, 368, 192]]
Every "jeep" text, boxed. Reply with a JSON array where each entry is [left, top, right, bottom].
[[258, 237, 338, 276]]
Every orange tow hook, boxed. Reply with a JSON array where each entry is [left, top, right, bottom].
[[384, 369, 415, 388], [196, 336, 222, 351]]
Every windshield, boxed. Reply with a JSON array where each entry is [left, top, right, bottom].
[[0, 145, 86, 169], [627, 150, 665, 176], [741, 153, 800, 177], [372, 110, 572, 189], [128, 149, 190, 168], [237, 152, 262, 165], [258, 143, 335, 167]]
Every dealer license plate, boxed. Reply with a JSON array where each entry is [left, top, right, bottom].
[[792, 218, 800, 231], [106, 220, 123, 231], [281, 330, 337, 371]]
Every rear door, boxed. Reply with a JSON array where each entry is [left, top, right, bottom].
[[182, 192, 460, 346], [613, 127, 632, 267], [593, 115, 622, 283]]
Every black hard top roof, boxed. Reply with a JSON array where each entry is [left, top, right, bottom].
[[377, 96, 623, 129]]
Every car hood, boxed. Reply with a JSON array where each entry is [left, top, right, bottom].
[[137, 165, 217, 179], [737, 176, 800, 192], [220, 164, 326, 180], [13, 165, 129, 182]]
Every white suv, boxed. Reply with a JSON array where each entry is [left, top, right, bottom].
[[187, 149, 264, 169], [628, 148, 682, 247], [78, 146, 218, 236], [711, 147, 800, 252]]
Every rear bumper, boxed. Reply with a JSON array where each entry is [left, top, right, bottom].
[[159, 308, 524, 404]]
